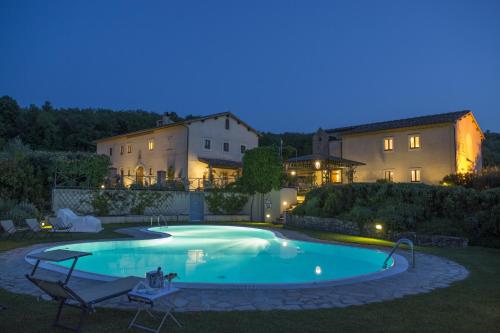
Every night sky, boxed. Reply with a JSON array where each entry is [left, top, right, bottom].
[[1, 0, 499, 132]]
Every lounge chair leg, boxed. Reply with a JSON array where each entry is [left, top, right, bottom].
[[75, 308, 87, 333], [54, 300, 65, 328]]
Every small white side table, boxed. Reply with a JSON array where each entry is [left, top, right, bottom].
[[127, 287, 182, 333]]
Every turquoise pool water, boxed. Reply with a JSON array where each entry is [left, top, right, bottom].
[[44, 225, 393, 285]]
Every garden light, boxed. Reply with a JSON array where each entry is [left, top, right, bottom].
[[375, 224, 383, 231]]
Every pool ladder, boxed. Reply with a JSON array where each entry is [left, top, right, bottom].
[[383, 238, 415, 269], [150, 215, 168, 227]]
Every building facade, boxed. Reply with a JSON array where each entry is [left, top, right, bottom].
[[287, 110, 483, 187], [96, 112, 259, 189]]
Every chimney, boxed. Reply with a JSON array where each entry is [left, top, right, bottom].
[[157, 112, 174, 127]]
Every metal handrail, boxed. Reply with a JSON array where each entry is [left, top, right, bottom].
[[150, 215, 167, 227], [383, 238, 415, 269]]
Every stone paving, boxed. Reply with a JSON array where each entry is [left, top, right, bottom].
[[0, 227, 469, 312]]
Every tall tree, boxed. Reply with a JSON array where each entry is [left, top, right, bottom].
[[239, 146, 282, 220]]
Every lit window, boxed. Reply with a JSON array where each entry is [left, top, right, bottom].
[[384, 170, 394, 182], [409, 135, 421, 149], [384, 137, 394, 151], [240, 145, 246, 154], [331, 170, 342, 183], [204, 139, 211, 150], [225, 118, 230, 130], [109, 147, 113, 156], [410, 169, 421, 182], [223, 142, 229, 152], [120, 145, 124, 155], [127, 144, 132, 153], [148, 139, 154, 151]]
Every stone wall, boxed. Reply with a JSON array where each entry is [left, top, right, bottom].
[[284, 213, 362, 235], [395, 232, 469, 248], [286, 214, 469, 247]]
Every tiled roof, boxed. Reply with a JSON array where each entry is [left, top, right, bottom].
[[198, 157, 243, 169], [95, 111, 259, 143], [286, 154, 365, 166], [325, 110, 471, 135]]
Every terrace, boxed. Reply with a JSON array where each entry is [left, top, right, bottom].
[[0, 222, 498, 332]]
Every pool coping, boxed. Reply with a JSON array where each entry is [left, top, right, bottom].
[[24, 225, 409, 290], [1, 224, 470, 311]]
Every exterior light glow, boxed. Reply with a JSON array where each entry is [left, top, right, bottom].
[[282, 241, 288, 247], [265, 213, 271, 219], [314, 161, 321, 169], [375, 224, 383, 231], [100, 184, 105, 189], [290, 170, 296, 176], [315, 266, 322, 275], [282, 201, 288, 206]]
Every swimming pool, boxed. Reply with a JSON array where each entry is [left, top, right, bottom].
[[30, 225, 406, 287]]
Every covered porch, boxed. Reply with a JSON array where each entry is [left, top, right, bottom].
[[284, 154, 365, 193], [195, 157, 242, 190]]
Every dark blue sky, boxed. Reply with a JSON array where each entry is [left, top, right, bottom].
[[1, 0, 499, 132]]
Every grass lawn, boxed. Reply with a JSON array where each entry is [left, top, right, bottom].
[[1, 222, 499, 332]]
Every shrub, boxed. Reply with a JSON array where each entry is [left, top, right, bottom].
[[441, 169, 500, 190], [345, 205, 374, 235], [291, 183, 500, 245], [205, 190, 248, 215], [0, 200, 39, 225]]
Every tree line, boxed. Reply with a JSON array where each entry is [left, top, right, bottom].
[[1, 95, 499, 166], [0, 96, 314, 156]]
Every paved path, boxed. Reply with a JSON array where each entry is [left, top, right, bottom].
[[0, 227, 469, 312]]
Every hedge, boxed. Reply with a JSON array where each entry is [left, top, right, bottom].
[[292, 183, 500, 245]]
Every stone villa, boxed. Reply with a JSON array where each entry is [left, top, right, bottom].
[[285, 110, 484, 188], [96, 112, 259, 189]]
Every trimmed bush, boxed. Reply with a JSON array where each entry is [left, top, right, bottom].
[[205, 190, 248, 215], [292, 183, 500, 246]]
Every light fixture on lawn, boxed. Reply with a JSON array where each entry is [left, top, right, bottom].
[[375, 224, 383, 231]]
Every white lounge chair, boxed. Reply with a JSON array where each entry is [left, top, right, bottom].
[[26, 275, 141, 332], [56, 209, 103, 233]]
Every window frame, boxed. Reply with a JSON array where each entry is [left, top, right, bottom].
[[240, 145, 247, 154], [383, 137, 394, 152], [223, 142, 230, 153], [148, 138, 155, 151], [331, 169, 342, 184], [109, 147, 113, 156], [410, 168, 421, 183], [384, 169, 394, 182], [120, 145, 124, 155], [127, 144, 132, 154], [409, 134, 421, 150], [225, 118, 230, 130], [203, 138, 212, 151]]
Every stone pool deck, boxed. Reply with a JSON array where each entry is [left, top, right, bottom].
[[0, 227, 469, 312]]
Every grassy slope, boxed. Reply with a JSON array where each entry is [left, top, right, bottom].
[[0, 223, 499, 332]]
